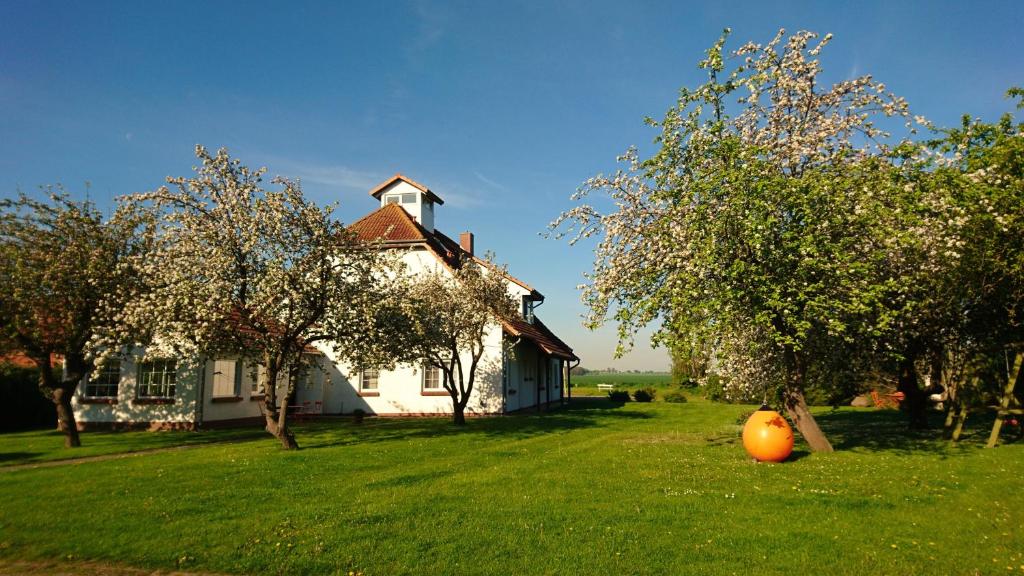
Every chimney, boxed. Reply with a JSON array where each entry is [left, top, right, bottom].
[[459, 231, 474, 256]]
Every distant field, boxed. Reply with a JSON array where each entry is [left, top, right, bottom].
[[570, 372, 675, 396]]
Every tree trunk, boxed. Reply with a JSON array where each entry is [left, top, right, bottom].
[[34, 353, 83, 449], [51, 385, 81, 448], [942, 401, 958, 438], [452, 404, 467, 426], [897, 349, 928, 428], [782, 385, 833, 452], [781, 345, 833, 452], [950, 402, 969, 442], [257, 360, 299, 450], [275, 399, 299, 450], [259, 397, 299, 450], [986, 352, 1023, 448]]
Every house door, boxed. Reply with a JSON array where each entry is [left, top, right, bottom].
[[503, 352, 520, 412]]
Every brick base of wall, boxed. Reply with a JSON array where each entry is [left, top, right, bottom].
[[76, 421, 197, 432]]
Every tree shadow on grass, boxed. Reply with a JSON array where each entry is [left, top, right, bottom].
[[0, 451, 42, 463], [296, 397, 652, 450], [786, 449, 812, 462], [813, 409, 990, 455]]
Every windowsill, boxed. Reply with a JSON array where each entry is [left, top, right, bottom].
[[79, 397, 118, 404], [211, 396, 243, 403], [132, 398, 175, 405], [249, 394, 266, 401], [357, 391, 380, 397], [421, 390, 448, 397]]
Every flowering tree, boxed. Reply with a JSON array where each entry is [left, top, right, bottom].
[[402, 254, 517, 425], [113, 146, 407, 449], [552, 29, 920, 452], [916, 92, 1024, 433], [0, 191, 148, 447]]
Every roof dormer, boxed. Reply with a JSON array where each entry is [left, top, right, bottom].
[[368, 174, 445, 233]]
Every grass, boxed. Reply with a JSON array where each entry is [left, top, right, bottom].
[[1, 396, 1022, 575], [0, 427, 265, 468], [570, 371, 674, 396]]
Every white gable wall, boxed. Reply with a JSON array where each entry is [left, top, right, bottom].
[[316, 247, 506, 416]]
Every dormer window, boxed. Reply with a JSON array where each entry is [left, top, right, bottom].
[[522, 296, 534, 324], [370, 174, 445, 233], [385, 193, 416, 205]]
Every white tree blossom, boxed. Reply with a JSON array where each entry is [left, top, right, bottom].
[[106, 146, 408, 449], [0, 191, 149, 447]]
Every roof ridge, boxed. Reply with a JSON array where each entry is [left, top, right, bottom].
[[367, 174, 445, 205]]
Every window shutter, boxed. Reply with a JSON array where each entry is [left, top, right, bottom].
[[212, 359, 236, 397]]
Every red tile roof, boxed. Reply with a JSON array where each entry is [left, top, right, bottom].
[[349, 204, 462, 268], [350, 204, 542, 297], [368, 174, 445, 205], [349, 203, 429, 244]]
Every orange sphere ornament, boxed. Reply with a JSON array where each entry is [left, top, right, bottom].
[[742, 405, 794, 462]]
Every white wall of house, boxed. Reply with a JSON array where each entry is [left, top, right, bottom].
[[321, 311, 505, 415], [201, 358, 266, 423], [311, 246, 510, 416], [317, 326, 504, 417], [73, 354, 300, 427], [73, 353, 200, 427]]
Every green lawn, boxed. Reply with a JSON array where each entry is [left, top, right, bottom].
[[0, 426, 266, 468], [1, 397, 1022, 575]]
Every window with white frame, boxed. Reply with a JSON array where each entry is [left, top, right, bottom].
[[359, 368, 379, 391], [385, 193, 417, 205], [85, 361, 120, 398], [137, 359, 177, 399], [422, 362, 444, 391], [212, 359, 241, 398]]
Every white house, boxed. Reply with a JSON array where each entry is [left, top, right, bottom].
[[72, 174, 577, 429]]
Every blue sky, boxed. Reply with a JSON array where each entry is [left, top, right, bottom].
[[2, 1, 1022, 370]]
